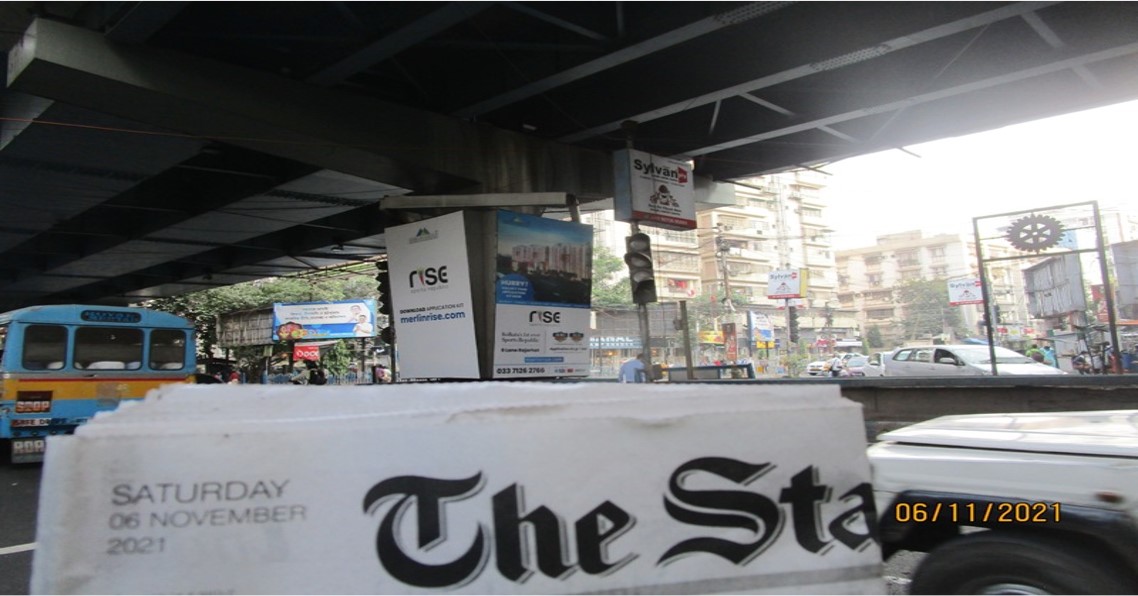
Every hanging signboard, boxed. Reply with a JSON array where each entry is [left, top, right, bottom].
[[612, 149, 696, 230], [386, 212, 480, 379], [767, 269, 809, 299], [271, 299, 377, 341], [947, 278, 984, 306], [492, 210, 592, 378]]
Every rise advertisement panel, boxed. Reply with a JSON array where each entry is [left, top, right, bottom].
[[492, 210, 592, 378], [386, 212, 480, 379]]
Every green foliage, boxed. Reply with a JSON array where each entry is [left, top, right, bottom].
[[866, 325, 885, 349], [895, 279, 967, 341], [591, 244, 633, 307], [145, 269, 380, 368], [320, 340, 356, 376]]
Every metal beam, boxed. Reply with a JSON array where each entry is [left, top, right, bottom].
[[684, 40, 1138, 157], [306, 2, 494, 86], [456, 2, 791, 119], [559, 2, 1059, 143], [501, 2, 608, 41], [382, 192, 571, 209], [105, 2, 189, 43]]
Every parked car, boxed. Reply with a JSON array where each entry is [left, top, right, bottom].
[[870, 410, 1138, 593], [805, 360, 828, 376], [840, 355, 869, 376], [882, 344, 1066, 376], [861, 351, 889, 377]]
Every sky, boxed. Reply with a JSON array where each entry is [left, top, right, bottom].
[[822, 98, 1138, 250]]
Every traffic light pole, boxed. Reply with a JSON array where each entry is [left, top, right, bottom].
[[630, 222, 654, 379]]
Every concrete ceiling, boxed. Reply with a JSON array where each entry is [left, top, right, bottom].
[[1, 1, 1136, 310]]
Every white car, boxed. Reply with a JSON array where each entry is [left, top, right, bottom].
[[805, 360, 828, 376], [860, 351, 889, 377], [882, 344, 1066, 376], [870, 410, 1138, 593]]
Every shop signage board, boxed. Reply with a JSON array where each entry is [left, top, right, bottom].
[[385, 212, 480, 379], [613, 149, 696, 230], [492, 211, 592, 378], [767, 269, 809, 299], [32, 383, 884, 594], [292, 344, 320, 361], [947, 278, 984, 306]]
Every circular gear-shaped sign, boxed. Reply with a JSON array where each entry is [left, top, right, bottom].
[[1006, 214, 1064, 252]]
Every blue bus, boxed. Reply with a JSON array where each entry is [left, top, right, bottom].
[[0, 305, 196, 463]]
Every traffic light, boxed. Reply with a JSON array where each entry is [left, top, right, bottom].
[[624, 233, 657, 304], [375, 260, 392, 316], [788, 306, 800, 343]]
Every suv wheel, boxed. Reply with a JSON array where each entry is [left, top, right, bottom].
[[910, 530, 1137, 594]]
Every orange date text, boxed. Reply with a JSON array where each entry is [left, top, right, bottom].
[[892, 501, 1061, 524]]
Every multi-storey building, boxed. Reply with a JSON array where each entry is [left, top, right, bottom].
[[582, 170, 855, 367], [837, 231, 1029, 348]]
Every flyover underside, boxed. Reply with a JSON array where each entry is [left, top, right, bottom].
[[0, 18, 613, 308]]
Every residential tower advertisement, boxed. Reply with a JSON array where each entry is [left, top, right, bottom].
[[386, 212, 480, 379], [493, 210, 592, 378]]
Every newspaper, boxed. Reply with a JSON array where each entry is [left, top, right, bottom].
[[32, 383, 883, 594]]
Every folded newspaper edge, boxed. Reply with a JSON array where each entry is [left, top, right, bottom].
[[34, 383, 884, 594]]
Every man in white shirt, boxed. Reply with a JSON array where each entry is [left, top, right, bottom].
[[827, 354, 845, 377]]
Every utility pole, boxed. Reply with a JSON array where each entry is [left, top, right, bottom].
[[622, 120, 654, 378], [714, 224, 737, 314]]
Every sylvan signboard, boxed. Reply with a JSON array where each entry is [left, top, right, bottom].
[[613, 149, 696, 231]]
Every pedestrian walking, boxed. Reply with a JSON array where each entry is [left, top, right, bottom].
[[1072, 351, 1091, 375], [827, 354, 844, 377], [1042, 345, 1058, 368], [619, 354, 647, 383]]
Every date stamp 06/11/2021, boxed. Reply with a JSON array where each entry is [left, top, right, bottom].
[[891, 501, 1062, 524]]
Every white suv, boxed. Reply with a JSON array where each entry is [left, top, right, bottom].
[[883, 344, 1066, 376], [870, 410, 1138, 593]]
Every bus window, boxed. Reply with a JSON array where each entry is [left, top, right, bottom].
[[74, 327, 142, 370], [149, 329, 187, 370], [23, 325, 67, 370]]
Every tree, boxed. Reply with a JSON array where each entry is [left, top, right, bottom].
[[146, 270, 379, 377], [895, 279, 968, 341], [591, 244, 633, 307], [866, 325, 885, 349]]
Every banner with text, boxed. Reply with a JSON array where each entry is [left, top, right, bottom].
[[386, 212, 480, 379], [613, 149, 696, 230], [767, 269, 809, 299], [272, 299, 377, 341], [493, 210, 592, 378], [947, 278, 984, 306]]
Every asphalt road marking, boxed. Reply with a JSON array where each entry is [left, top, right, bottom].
[[0, 542, 35, 556]]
